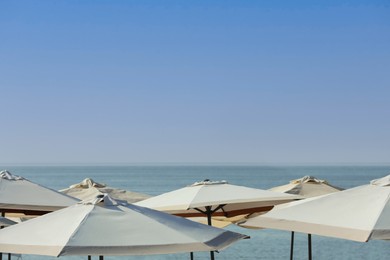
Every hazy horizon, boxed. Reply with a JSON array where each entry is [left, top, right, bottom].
[[1, 162, 390, 167]]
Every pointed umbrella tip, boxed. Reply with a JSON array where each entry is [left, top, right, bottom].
[[0, 170, 24, 180], [80, 193, 121, 207], [191, 180, 229, 186], [370, 175, 390, 187]]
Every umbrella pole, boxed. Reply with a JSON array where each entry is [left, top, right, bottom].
[[290, 231, 294, 260], [308, 234, 312, 260], [205, 206, 215, 260], [190, 252, 194, 260], [0, 211, 3, 260], [194, 205, 225, 260], [206, 209, 212, 226]]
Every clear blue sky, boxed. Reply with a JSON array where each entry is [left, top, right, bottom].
[[1, 0, 389, 164]]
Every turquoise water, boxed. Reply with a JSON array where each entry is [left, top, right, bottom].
[[1, 165, 390, 260]]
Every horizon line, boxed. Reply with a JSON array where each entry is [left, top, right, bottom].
[[1, 162, 390, 167]]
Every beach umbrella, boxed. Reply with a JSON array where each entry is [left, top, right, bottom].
[[59, 178, 151, 203], [0, 170, 79, 260], [0, 194, 248, 259], [135, 179, 302, 219], [135, 179, 302, 259], [0, 170, 79, 216], [241, 174, 390, 259], [0, 217, 16, 260], [268, 175, 343, 259], [269, 175, 343, 198]]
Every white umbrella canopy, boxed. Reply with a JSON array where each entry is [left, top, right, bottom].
[[130, 180, 300, 260], [0, 170, 79, 215], [264, 175, 344, 259], [241, 174, 390, 242], [269, 175, 343, 198], [135, 179, 303, 219], [59, 178, 151, 203], [0, 194, 248, 257]]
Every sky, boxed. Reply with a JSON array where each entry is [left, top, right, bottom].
[[0, 0, 389, 165]]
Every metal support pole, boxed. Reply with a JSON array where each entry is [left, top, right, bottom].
[[290, 231, 294, 260], [0, 211, 3, 260], [193, 205, 225, 260], [205, 206, 215, 260], [308, 234, 312, 260], [190, 252, 194, 260], [99, 256, 104, 260]]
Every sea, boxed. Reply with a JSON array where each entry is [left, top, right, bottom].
[[1, 164, 389, 260]]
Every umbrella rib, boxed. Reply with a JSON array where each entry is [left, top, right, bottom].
[[212, 204, 226, 215], [219, 205, 228, 217], [57, 206, 94, 257], [193, 204, 227, 216], [368, 192, 390, 238], [193, 208, 207, 215]]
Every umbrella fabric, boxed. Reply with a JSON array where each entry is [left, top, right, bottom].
[[0, 195, 248, 257], [187, 217, 232, 228], [0, 170, 79, 215], [261, 176, 343, 260], [59, 178, 151, 203], [135, 180, 302, 218], [241, 174, 390, 242], [269, 176, 343, 198]]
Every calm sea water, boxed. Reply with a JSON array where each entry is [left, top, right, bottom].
[[1, 165, 389, 260]]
